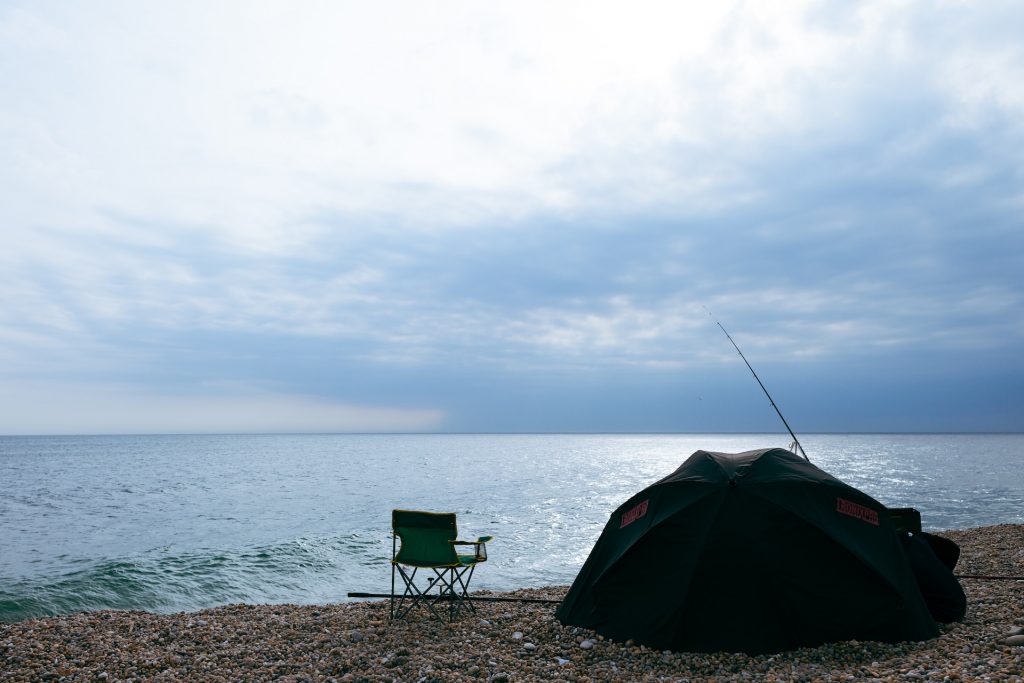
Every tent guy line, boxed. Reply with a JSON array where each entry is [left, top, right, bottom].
[[953, 574, 1024, 581]]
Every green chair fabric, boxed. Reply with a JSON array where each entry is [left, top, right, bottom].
[[390, 510, 491, 623]]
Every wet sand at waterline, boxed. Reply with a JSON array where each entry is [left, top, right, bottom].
[[2, 525, 1021, 682]]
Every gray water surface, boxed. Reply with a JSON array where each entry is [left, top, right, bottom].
[[1, 433, 1021, 621]]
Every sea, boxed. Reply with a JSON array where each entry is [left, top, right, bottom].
[[1, 433, 1022, 623]]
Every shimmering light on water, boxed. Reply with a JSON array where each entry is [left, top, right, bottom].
[[1, 433, 1021, 621]]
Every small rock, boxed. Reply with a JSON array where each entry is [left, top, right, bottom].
[[348, 630, 364, 643], [556, 657, 570, 665], [512, 631, 523, 640], [524, 642, 536, 651], [1004, 634, 1024, 646], [490, 673, 510, 683]]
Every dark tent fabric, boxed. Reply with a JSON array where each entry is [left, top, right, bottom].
[[556, 448, 940, 654], [918, 531, 961, 572], [900, 531, 967, 623]]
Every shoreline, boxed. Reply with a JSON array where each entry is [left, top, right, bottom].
[[2, 525, 1021, 682]]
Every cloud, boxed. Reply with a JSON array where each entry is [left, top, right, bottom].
[[0, 381, 445, 435], [1, 1, 1023, 433], [5, 1, 1023, 240]]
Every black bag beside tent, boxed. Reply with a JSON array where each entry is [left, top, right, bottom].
[[887, 510, 966, 622], [901, 531, 967, 623], [556, 448, 940, 654]]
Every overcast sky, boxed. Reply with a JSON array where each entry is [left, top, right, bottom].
[[2, 1, 1022, 435]]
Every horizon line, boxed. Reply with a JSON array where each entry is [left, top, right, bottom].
[[2, 430, 1022, 438]]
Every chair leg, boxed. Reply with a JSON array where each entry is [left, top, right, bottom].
[[390, 534, 398, 620], [428, 568, 459, 622], [393, 565, 448, 623], [450, 565, 477, 619], [390, 563, 482, 624]]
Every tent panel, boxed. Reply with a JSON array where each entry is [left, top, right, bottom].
[[671, 488, 913, 653], [585, 492, 727, 647], [557, 482, 721, 625]]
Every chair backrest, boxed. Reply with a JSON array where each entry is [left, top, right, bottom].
[[392, 509, 460, 567]]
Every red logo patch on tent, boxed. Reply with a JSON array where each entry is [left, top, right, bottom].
[[620, 499, 649, 528], [836, 497, 879, 526]]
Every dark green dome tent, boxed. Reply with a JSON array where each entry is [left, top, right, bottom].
[[556, 448, 939, 654]]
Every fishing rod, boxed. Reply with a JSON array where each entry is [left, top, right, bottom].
[[347, 592, 562, 604], [704, 307, 809, 461]]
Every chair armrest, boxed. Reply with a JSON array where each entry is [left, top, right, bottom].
[[450, 537, 491, 562], [451, 536, 492, 545]]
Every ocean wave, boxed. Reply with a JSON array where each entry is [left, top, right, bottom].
[[0, 534, 384, 623]]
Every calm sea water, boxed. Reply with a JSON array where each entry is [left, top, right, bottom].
[[1, 433, 1021, 623]]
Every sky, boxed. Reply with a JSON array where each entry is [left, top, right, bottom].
[[1, 0, 1022, 435]]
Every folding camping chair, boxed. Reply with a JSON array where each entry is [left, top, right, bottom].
[[390, 509, 492, 623]]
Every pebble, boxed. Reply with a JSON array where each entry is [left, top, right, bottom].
[[0, 524, 1020, 682]]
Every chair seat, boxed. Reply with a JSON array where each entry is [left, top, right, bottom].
[[391, 555, 482, 568]]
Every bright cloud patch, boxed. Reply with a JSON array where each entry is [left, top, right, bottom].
[[0, 383, 445, 435]]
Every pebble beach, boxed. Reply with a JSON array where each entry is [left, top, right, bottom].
[[2, 524, 1021, 682]]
